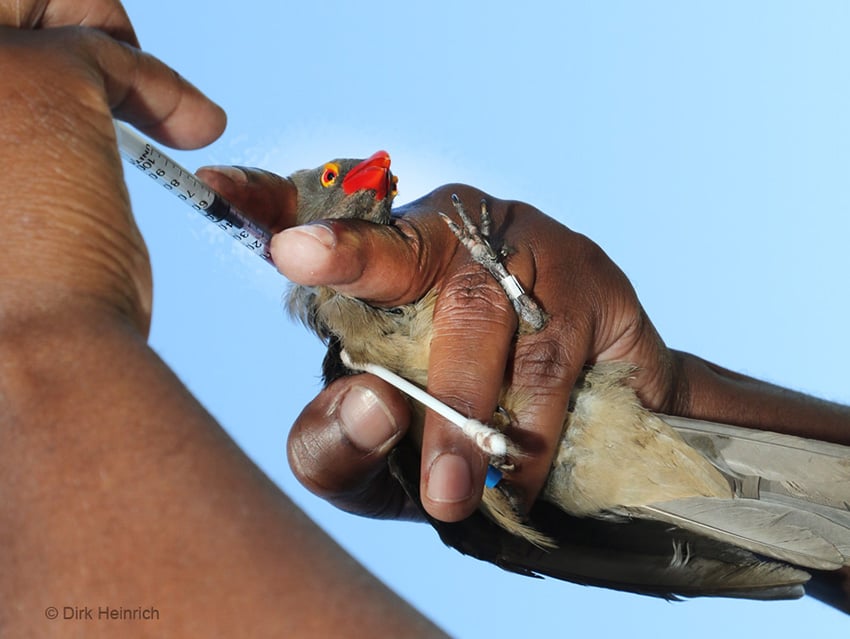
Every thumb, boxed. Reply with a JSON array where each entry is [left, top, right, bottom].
[[269, 185, 461, 307], [288, 373, 422, 520]]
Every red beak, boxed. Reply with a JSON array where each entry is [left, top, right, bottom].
[[341, 150, 394, 201]]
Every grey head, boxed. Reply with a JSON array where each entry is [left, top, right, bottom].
[[288, 150, 397, 225]]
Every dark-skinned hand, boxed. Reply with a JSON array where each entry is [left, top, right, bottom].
[[197, 168, 679, 524], [0, 0, 225, 334], [202, 164, 850, 529]]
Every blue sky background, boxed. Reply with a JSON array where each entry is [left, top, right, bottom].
[[121, 2, 848, 636]]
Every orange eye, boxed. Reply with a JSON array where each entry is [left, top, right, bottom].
[[321, 163, 340, 188]]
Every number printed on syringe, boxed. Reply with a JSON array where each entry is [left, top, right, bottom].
[[114, 122, 274, 264]]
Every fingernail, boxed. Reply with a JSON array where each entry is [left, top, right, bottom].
[[338, 385, 398, 452], [198, 165, 248, 185], [426, 453, 474, 503], [284, 223, 336, 249]]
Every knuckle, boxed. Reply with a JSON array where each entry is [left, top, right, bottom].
[[448, 268, 499, 300], [437, 269, 514, 325], [570, 230, 605, 260], [513, 336, 574, 388], [287, 423, 409, 520], [57, 25, 112, 58], [430, 375, 494, 417], [286, 424, 343, 496]]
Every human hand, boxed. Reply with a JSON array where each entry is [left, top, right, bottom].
[[197, 167, 679, 523], [0, 0, 223, 146], [0, 9, 225, 333]]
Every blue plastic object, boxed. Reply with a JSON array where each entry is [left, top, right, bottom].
[[485, 465, 503, 488]]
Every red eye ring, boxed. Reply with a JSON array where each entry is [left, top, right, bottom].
[[321, 163, 340, 188]]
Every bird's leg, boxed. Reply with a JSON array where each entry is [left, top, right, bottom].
[[440, 194, 548, 333], [477, 198, 492, 239]]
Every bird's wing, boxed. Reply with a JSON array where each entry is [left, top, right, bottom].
[[388, 442, 810, 601], [662, 414, 850, 510], [630, 498, 848, 570], [620, 416, 850, 570]]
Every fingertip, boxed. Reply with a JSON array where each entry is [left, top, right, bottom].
[[421, 446, 486, 522], [157, 74, 228, 148], [271, 223, 345, 282], [105, 38, 227, 150], [196, 165, 248, 191], [426, 453, 474, 501], [138, 99, 226, 150], [196, 167, 298, 234], [337, 383, 405, 454]]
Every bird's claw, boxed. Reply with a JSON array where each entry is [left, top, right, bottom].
[[442, 194, 548, 333]]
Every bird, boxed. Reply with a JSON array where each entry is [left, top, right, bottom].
[[284, 151, 850, 606]]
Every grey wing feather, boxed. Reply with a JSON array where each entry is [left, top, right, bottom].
[[661, 414, 850, 509], [633, 416, 850, 570], [630, 498, 848, 570], [388, 444, 810, 601]]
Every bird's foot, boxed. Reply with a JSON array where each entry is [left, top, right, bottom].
[[440, 194, 548, 333]]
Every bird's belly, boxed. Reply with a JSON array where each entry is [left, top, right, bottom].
[[321, 292, 732, 523], [329, 290, 437, 387], [543, 364, 732, 517]]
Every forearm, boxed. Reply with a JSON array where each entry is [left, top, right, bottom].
[[672, 350, 850, 446], [0, 17, 443, 636], [0, 313, 444, 637]]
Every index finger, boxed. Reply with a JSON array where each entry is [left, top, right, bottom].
[[417, 188, 524, 521], [0, 0, 225, 148]]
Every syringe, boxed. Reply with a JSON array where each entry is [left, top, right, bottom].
[[113, 121, 274, 265], [115, 122, 508, 482]]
